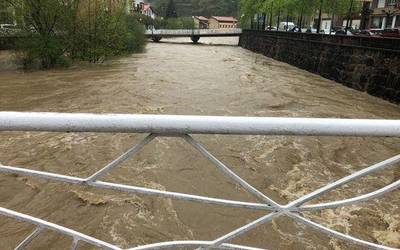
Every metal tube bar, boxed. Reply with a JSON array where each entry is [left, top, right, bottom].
[[1, 112, 400, 137], [183, 134, 280, 208], [0, 207, 121, 250], [129, 241, 265, 250], [288, 213, 397, 250], [203, 212, 281, 249], [299, 179, 400, 211], [71, 238, 79, 250], [0, 166, 271, 211], [204, 154, 400, 249], [86, 134, 156, 182], [0, 165, 83, 184], [91, 181, 271, 210], [284, 154, 400, 209], [14, 227, 43, 250]]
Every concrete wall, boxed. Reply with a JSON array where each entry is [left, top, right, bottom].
[[239, 30, 400, 103]]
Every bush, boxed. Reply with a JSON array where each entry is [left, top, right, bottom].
[[16, 34, 68, 69], [12, 0, 146, 69]]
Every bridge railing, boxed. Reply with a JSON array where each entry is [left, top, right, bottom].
[[145, 28, 242, 36], [0, 112, 399, 250]]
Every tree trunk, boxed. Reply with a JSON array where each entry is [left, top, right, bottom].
[[345, 0, 354, 32], [277, 8, 280, 31], [286, 14, 289, 31], [269, 2, 273, 30], [262, 13, 266, 30], [317, 0, 323, 33]]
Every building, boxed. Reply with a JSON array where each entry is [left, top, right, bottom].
[[369, 0, 400, 28], [313, 0, 367, 32], [133, 1, 156, 19], [193, 16, 209, 29], [208, 16, 238, 29]]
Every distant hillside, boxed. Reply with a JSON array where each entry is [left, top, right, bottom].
[[148, 0, 239, 18]]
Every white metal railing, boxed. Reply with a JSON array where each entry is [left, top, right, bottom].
[[0, 112, 399, 250], [145, 28, 242, 36]]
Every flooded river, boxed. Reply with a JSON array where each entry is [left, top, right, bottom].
[[0, 37, 399, 249]]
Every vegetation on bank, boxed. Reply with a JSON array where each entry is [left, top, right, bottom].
[[139, 14, 194, 30], [138, 0, 194, 30], [148, 0, 239, 18], [3, 0, 146, 69]]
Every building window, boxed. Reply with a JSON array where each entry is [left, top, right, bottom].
[[371, 16, 383, 28], [378, 0, 386, 8], [386, 16, 394, 28], [396, 15, 400, 27], [386, 0, 396, 7]]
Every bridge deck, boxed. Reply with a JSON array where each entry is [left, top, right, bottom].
[[145, 28, 242, 38]]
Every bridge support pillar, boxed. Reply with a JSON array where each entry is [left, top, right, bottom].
[[191, 36, 200, 44]]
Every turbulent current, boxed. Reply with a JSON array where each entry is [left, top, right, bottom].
[[0, 37, 399, 249]]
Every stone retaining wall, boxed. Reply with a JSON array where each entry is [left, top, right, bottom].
[[239, 30, 400, 103]]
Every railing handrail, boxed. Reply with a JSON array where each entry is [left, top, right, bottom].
[[0, 112, 400, 137], [0, 111, 399, 250], [145, 28, 242, 36]]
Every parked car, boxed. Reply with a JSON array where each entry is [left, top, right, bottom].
[[278, 22, 296, 31], [355, 29, 381, 37], [1, 24, 15, 28], [381, 28, 400, 38], [370, 29, 384, 36], [0, 24, 19, 35], [334, 27, 354, 36], [289, 26, 301, 32], [305, 27, 317, 33], [303, 27, 325, 34], [265, 26, 277, 30]]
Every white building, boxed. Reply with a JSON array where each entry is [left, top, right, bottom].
[[133, 1, 156, 19]]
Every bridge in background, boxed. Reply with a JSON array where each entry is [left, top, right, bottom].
[[145, 28, 242, 43]]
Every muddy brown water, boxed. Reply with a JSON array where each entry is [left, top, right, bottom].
[[0, 37, 399, 250]]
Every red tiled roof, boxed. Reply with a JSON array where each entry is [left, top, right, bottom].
[[211, 16, 237, 22], [142, 4, 151, 12]]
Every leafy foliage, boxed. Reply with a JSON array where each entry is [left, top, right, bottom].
[[0, 1, 15, 24], [239, 0, 362, 25], [166, 0, 178, 18], [149, 0, 239, 17], [240, 0, 362, 20], [137, 13, 194, 29], [6, 0, 145, 69]]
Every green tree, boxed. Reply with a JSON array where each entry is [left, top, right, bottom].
[[6, 0, 145, 69], [240, 0, 363, 29], [150, 0, 239, 18], [166, 0, 178, 18], [0, 1, 15, 24]]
